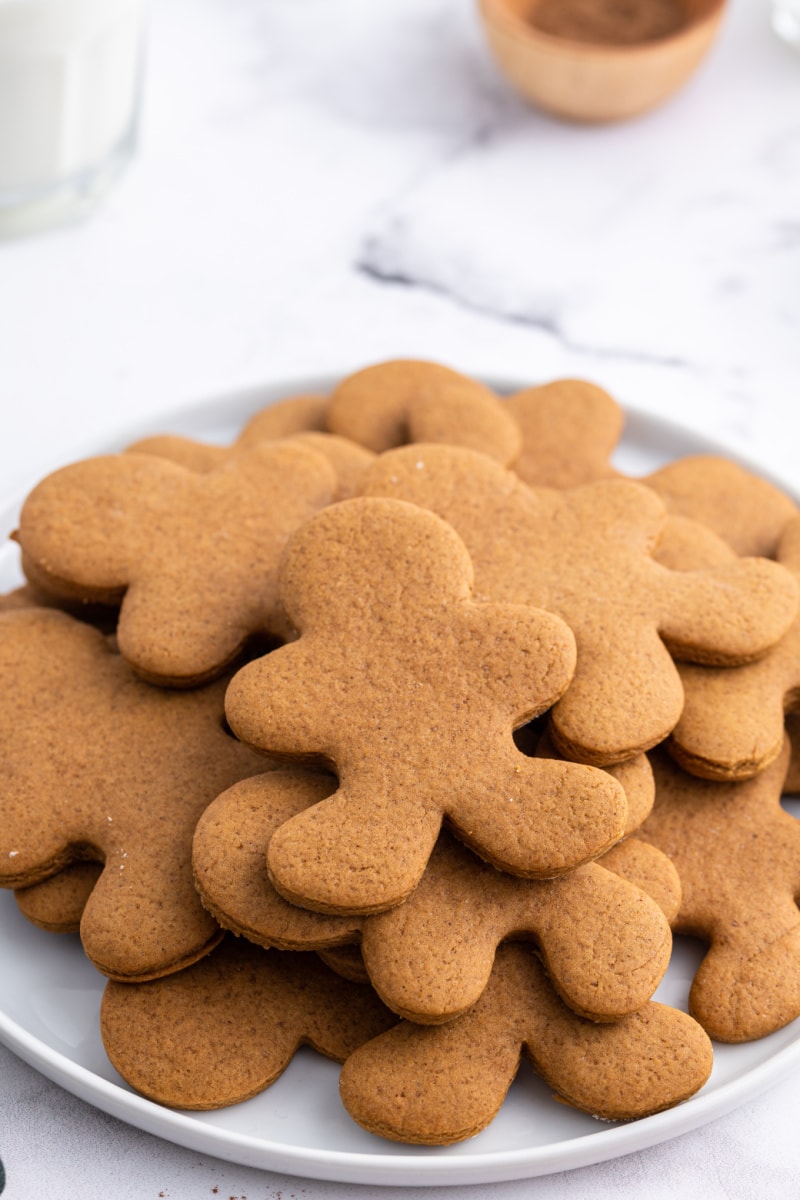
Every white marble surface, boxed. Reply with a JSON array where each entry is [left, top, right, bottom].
[[1, 0, 800, 1196]]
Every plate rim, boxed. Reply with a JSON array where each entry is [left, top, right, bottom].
[[2, 371, 796, 520]]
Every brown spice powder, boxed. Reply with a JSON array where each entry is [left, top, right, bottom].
[[530, 0, 688, 45]]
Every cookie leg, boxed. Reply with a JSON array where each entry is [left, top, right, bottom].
[[361, 857, 671, 1024], [548, 628, 684, 765], [15, 862, 102, 933], [340, 1004, 522, 1145], [669, 660, 785, 781], [688, 914, 800, 1042], [525, 995, 713, 1120]]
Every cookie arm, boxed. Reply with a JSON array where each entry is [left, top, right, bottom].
[[79, 844, 222, 981], [224, 643, 339, 759], [669, 656, 788, 780], [688, 907, 800, 1043], [339, 1006, 523, 1145], [657, 558, 799, 665]]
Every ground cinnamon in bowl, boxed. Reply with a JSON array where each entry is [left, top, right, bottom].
[[479, 0, 727, 123], [530, 0, 688, 45]]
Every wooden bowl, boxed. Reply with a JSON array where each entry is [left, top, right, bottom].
[[478, 0, 727, 123]]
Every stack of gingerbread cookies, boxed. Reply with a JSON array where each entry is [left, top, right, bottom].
[[2, 359, 799, 1145]]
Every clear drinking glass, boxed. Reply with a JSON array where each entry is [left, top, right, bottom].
[[0, 0, 147, 238]]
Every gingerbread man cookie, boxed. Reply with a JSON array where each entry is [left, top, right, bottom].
[[225, 496, 629, 913], [0, 608, 269, 980], [364, 446, 798, 764], [16, 440, 338, 684], [326, 359, 522, 464]]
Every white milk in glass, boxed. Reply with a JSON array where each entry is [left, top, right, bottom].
[[0, 0, 147, 236]]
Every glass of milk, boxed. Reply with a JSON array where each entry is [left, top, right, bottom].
[[0, 0, 147, 237]]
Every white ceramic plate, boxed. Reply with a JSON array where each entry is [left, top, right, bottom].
[[1, 377, 799, 1187]]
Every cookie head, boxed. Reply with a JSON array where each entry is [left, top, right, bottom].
[[507, 378, 624, 489], [326, 359, 521, 464]]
